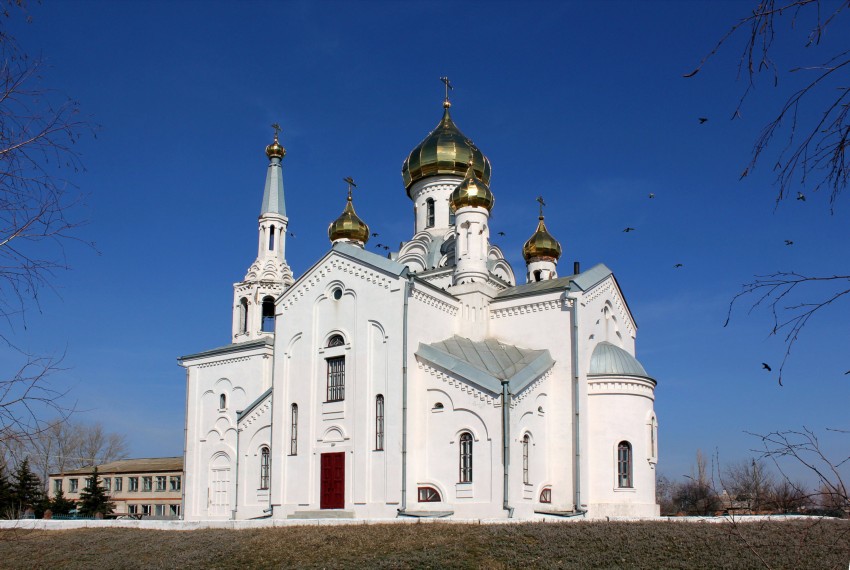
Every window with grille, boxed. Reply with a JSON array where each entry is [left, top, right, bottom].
[[290, 404, 298, 455], [418, 486, 441, 502], [260, 446, 270, 490], [459, 432, 473, 483], [327, 357, 345, 402], [618, 441, 633, 488], [522, 434, 530, 484], [540, 487, 552, 503], [375, 395, 384, 451]]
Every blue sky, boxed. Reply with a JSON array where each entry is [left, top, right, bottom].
[[4, 1, 848, 484]]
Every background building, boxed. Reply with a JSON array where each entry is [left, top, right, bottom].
[[49, 457, 183, 518]]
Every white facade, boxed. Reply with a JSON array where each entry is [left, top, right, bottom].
[[179, 105, 660, 520]]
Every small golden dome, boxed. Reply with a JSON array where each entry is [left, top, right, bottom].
[[401, 106, 491, 193], [265, 133, 285, 160], [450, 165, 495, 212], [522, 216, 562, 262], [328, 195, 370, 244]]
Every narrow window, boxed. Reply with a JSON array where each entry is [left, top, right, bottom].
[[290, 404, 298, 455], [540, 487, 552, 503], [375, 394, 385, 451], [104, 477, 112, 492], [449, 206, 455, 226], [426, 198, 435, 228], [70, 478, 78, 493], [219, 394, 227, 410], [239, 298, 248, 334], [418, 486, 441, 502], [533, 270, 542, 282], [261, 296, 275, 332], [327, 356, 345, 402], [459, 432, 473, 483], [522, 434, 530, 485], [54, 479, 62, 494], [114, 477, 122, 491], [259, 446, 270, 490], [618, 441, 633, 488], [269, 225, 275, 251]]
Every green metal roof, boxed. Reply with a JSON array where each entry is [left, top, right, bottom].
[[588, 341, 652, 379]]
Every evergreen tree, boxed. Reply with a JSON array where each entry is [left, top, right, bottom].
[[10, 459, 46, 517], [50, 488, 75, 515], [0, 466, 13, 519], [77, 467, 114, 517]]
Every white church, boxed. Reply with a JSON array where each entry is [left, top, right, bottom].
[[178, 93, 660, 520]]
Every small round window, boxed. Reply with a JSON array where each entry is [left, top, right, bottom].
[[332, 288, 343, 300]]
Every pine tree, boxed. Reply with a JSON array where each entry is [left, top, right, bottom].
[[0, 466, 13, 519], [77, 467, 114, 517], [10, 459, 46, 518], [50, 488, 75, 515]]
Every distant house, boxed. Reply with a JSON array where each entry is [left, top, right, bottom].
[[49, 457, 183, 518]]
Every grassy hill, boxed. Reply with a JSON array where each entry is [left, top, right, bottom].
[[0, 519, 848, 569]]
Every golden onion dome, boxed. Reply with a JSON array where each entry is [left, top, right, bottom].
[[402, 105, 491, 194], [328, 195, 370, 244], [522, 216, 562, 262], [265, 133, 285, 160], [449, 164, 495, 212]]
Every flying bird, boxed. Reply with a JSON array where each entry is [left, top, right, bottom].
[[623, 227, 636, 233], [648, 193, 655, 199], [797, 192, 806, 201], [289, 232, 296, 238], [382, 245, 389, 250], [371, 232, 379, 237], [762, 363, 772, 372], [785, 240, 794, 246], [497, 231, 506, 237], [845, 370, 849, 375], [375, 243, 385, 249], [698, 117, 708, 124], [673, 263, 683, 268]]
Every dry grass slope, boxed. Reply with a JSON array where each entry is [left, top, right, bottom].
[[0, 520, 848, 569]]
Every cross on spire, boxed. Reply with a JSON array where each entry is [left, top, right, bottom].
[[536, 196, 546, 217], [440, 76, 453, 108], [343, 176, 357, 200], [271, 122, 281, 140]]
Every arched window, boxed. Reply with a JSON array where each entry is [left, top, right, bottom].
[[327, 357, 345, 401], [259, 446, 270, 490], [649, 416, 658, 462], [540, 487, 552, 503], [459, 432, 473, 483], [522, 434, 530, 485], [448, 205, 455, 226], [618, 441, 633, 488], [261, 296, 275, 332], [426, 198, 435, 228], [219, 394, 226, 410], [375, 395, 384, 451], [327, 334, 345, 347], [269, 225, 275, 251], [239, 298, 248, 334], [533, 270, 542, 282], [290, 404, 298, 455], [418, 486, 441, 502]]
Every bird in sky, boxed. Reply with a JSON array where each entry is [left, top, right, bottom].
[[797, 192, 806, 201], [785, 240, 794, 246], [382, 245, 389, 251], [497, 231, 506, 236], [623, 227, 635, 233], [289, 232, 296, 238], [762, 363, 772, 372], [648, 193, 655, 199], [371, 232, 379, 237], [375, 243, 385, 248], [673, 263, 683, 268], [698, 117, 708, 124]]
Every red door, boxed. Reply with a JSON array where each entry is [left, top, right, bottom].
[[320, 452, 345, 509]]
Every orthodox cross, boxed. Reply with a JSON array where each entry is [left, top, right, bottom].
[[536, 195, 546, 217], [343, 176, 357, 200], [271, 122, 281, 140], [440, 76, 453, 106]]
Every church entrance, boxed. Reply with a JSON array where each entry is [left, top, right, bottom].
[[209, 454, 231, 517], [320, 452, 345, 509]]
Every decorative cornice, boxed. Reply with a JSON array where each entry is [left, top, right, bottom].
[[418, 360, 499, 407], [511, 368, 551, 406], [411, 288, 459, 316], [197, 356, 251, 369], [490, 298, 564, 319], [588, 376, 655, 400]]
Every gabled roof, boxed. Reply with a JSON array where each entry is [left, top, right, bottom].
[[493, 263, 613, 301], [588, 341, 653, 380], [416, 335, 554, 395], [237, 387, 272, 422], [332, 242, 408, 277], [51, 457, 183, 477], [178, 337, 272, 363]]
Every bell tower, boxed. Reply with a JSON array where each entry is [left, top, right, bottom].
[[232, 124, 294, 342]]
